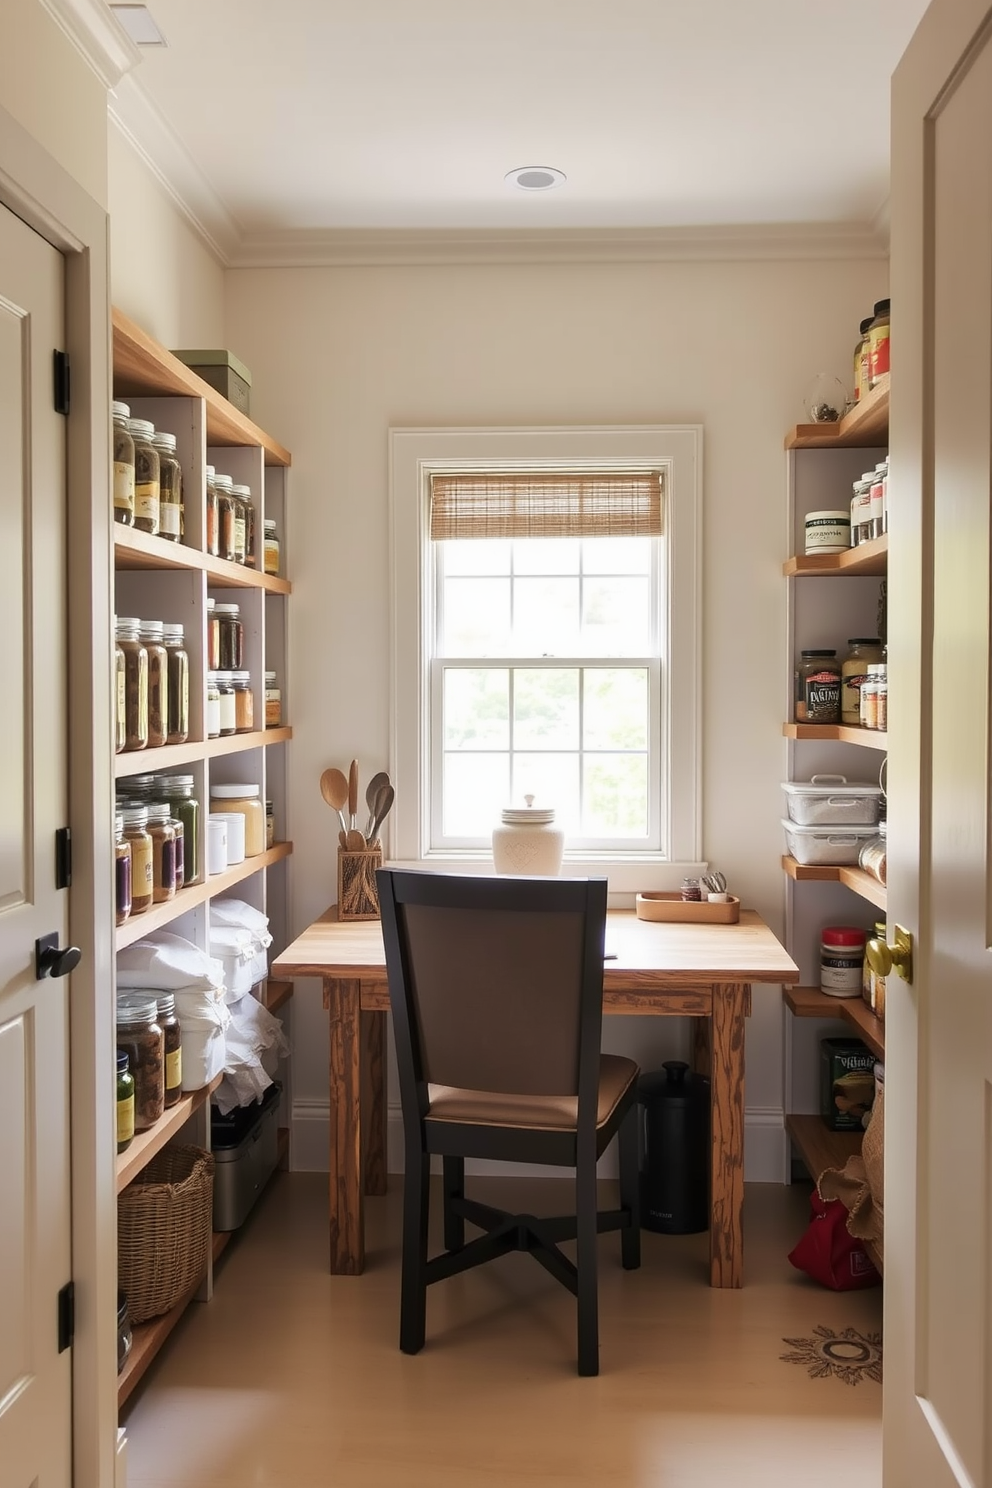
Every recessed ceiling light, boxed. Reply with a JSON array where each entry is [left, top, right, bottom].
[[110, 4, 168, 46], [505, 166, 566, 192]]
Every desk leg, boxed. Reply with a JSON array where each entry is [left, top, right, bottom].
[[709, 982, 749, 1289], [362, 1008, 387, 1196], [327, 976, 364, 1275]]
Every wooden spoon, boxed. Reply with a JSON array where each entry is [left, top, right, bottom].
[[320, 768, 350, 837], [367, 783, 395, 845]]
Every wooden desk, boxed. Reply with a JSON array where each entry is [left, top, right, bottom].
[[273, 907, 797, 1287]]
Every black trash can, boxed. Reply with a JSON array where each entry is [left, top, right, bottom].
[[638, 1060, 710, 1234]]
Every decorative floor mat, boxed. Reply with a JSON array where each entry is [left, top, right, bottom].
[[780, 1325, 883, 1385]]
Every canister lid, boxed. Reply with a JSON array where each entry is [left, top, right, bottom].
[[821, 925, 867, 947], [213, 473, 233, 491], [128, 418, 155, 438], [847, 638, 882, 646], [501, 794, 555, 825], [116, 991, 159, 1025], [211, 783, 260, 799], [231, 484, 251, 497], [214, 602, 240, 616], [150, 430, 177, 451], [112, 400, 131, 419]]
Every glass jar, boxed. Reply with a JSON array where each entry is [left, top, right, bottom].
[[821, 925, 866, 999], [231, 671, 254, 732], [851, 477, 874, 546], [150, 430, 183, 542], [145, 802, 177, 903], [210, 783, 265, 857], [116, 993, 164, 1131], [231, 482, 250, 564], [121, 807, 153, 914], [852, 317, 873, 405], [795, 649, 841, 723], [881, 456, 889, 535], [128, 418, 160, 536], [162, 623, 190, 745], [263, 518, 280, 576], [155, 992, 183, 1108], [265, 798, 275, 849], [112, 401, 135, 526], [234, 484, 256, 567], [859, 821, 888, 885], [680, 876, 702, 902], [139, 620, 169, 748], [215, 603, 243, 669], [115, 814, 132, 926], [158, 775, 199, 886], [215, 473, 237, 561], [841, 638, 884, 726], [861, 662, 886, 730], [116, 618, 148, 752], [169, 811, 185, 891], [264, 670, 282, 728], [206, 671, 221, 739], [216, 672, 236, 736], [205, 466, 220, 557], [868, 297, 890, 388], [876, 677, 888, 731], [114, 638, 127, 753], [116, 1051, 135, 1153], [206, 597, 220, 671]]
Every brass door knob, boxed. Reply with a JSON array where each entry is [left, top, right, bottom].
[[865, 924, 913, 984]]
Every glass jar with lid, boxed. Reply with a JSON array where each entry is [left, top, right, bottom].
[[116, 618, 148, 752], [112, 401, 135, 526], [231, 671, 254, 732], [868, 298, 890, 388], [116, 992, 164, 1131], [852, 317, 873, 405], [210, 783, 265, 856], [158, 775, 199, 886], [206, 596, 220, 670], [215, 602, 243, 669], [214, 473, 237, 561], [205, 465, 220, 557], [264, 670, 282, 728], [859, 820, 887, 885], [115, 814, 132, 926], [233, 484, 256, 567], [841, 638, 885, 726], [206, 672, 221, 738], [231, 482, 251, 564], [263, 518, 280, 576], [216, 672, 236, 736], [150, 430, 183, 543], [114, 635, 127, 753], [128, 418, 160, 536], [144, 802, 177, 903], [155, 993, 183, 1108], [138, 620, 169, 748], [120, 806, 153, 914], [162, 623, 189, 745], [795, 649, 841, 723], [116, 1050, 135, 1153]]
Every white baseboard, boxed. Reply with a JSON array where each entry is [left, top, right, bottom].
[[291, 1101, 789, 1183]]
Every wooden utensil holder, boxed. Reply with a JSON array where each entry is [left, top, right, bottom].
[[337, 845, 382, 921]]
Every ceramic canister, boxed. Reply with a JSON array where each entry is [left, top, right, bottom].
[[492, 796, 565, 876]]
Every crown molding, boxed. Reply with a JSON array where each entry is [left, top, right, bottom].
[[37, 0, 141, 87]]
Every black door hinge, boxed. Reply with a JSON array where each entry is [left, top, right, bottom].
[[55, 827, 71, 890], [57, 1281, 74, 1352], [53, 350, 70, 415]]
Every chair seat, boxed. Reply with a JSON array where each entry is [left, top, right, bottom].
[[427, 1053, 639, 1132]]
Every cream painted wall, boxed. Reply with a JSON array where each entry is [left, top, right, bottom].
[[226, 257, 887, 1174], [108, 124, 226, 347], [0, 0, 108, 207]]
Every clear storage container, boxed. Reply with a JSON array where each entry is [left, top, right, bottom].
[[781, 818, 878, 867], [781, 775, 883, 828]]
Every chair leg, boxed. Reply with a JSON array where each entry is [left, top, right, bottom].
[[575, 1153, 599, 1376], [442, 1155, 465, 1251], [400, 1147, 430, 1354], [617, 1104, 641, 1271]]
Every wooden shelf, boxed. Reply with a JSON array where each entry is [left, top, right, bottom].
[[116, 842, 293, 949], [781, 855, 887, 910], [260, 978, 294, 1014], [114, 526, 291, 594], [116, 1074, 224, 1194], [785, 374, 889, 450], [784, 986, 885, 1059], [117, 1271, 205, 1409], [783, 534, 888, 577], [783, 722, 887, 749], [113, 309, 291, 466], [786, 1113, 863, 1184], [115, 727, 293, 778]]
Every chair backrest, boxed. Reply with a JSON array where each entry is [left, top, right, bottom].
[[377, 871, 608, 1114]]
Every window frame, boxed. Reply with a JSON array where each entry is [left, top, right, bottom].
[[388, 425, 703, 894]]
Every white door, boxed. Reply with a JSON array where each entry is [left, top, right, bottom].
[[887, 2, 992, 1484], [0, 203, 73, 1483]]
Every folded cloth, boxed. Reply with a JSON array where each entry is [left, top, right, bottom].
[[116, 931, 224, 993], [209, 897, 272, 949]]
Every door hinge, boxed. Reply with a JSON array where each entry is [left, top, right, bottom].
[[55, 827, 71, 890], [57, 1281, 74, 1352], [53, 350, 70, 415]]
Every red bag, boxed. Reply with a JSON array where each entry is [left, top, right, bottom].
[[788, 1190, 881, 1290]]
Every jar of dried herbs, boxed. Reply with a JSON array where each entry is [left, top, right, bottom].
[[162, 623, 189, 745], [116, 993, 164, 1131], [116, 618, 148, 752], [112, 401, 135, 526], [214, 473, 237, 561], [216, 672, 236, 736], [206, 672, 221, 739], [231, 671, 254, 732], [231, 482, 251, 565], [206, 597, 220, 670], [128, 418, 160, 536], [138, 620, 169, 749], [144, 802, 177, 904], [215, 603, 243, 669], [116, 1051, 135, 1153], [234, 484, 256, 567], [263, 518, 280, 576], [151, 429, 183, 543], [158, 775, 199, 886], [114, 636, 127, 753], [205, 466, 220, 557], [155, 992, 183, 1108], [120, 806, 153, 915], [264, 670, 282, 728]]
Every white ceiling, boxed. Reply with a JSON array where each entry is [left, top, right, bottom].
[[105, 0, 930, 262]]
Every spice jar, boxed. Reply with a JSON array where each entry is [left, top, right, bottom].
[[231, 482, 251, 565], [155, 993, 183, 1109], [210, 783, 265, 857], [876, 675, 888, 731], [868, 298, 890, 388], [263, 518, 280, 576], [266, 799, 275, 849], [162, 623, 189, 745], [139, 620, 169, 749], [112, 401, 135, 526], [852, 317, 873, 405], [820, 925, 866, 999], [120, 806, 153, 913], [841, 638, 884, 726], [264, 670, 282, 727], [851, 476, 874, 546], [116, 1051, 135, 1153], [206, 597, 220, 671], [235, 484, 256, 567], [114, 637, 127, 753], [795, 650, 841, 723], [231, 671, 254, 732], [205, 466, 220, 557], [859, 821, 887, 886], [215, 602, 243, 670], [216, 672, 236, 736], [206, 672, 221, 739], [115, 815, 132, 926], [680, 877, 702, 902], [215, 473, 237, 561], [116, 618, 148, 752], [128, 418, 160, 536], [145, 802, 177, 903], [159, 775, 199, 886], [804, 510, 850, 556], [151, 430, 183, 542], [116, 993, 164, 1131]]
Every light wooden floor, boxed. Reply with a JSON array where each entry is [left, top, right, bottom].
[[121, 1174, 882, 1488]]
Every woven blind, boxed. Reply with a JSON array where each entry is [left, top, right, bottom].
[[429, 470, 664, 541]]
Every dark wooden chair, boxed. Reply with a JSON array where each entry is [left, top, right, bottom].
[[376, 869, 641, 1376]]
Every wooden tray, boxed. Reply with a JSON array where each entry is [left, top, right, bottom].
[[635, 892, 740, 924]]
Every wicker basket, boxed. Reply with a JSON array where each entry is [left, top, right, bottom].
[[118, 1144, 215, 1324]]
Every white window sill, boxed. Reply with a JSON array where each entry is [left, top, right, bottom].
[[385, 852, 709, 902]]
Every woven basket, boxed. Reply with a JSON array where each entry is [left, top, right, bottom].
[[118, 1144, 215, 1324]]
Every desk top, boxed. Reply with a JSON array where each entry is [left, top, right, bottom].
[[273, 906, 798, 988]]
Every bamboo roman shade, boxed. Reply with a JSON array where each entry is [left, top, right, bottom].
[[429, 470, 664, 541]]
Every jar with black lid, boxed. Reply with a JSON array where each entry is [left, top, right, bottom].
[[115, 814, 132, 926], [150, 430, 183, 543], [139, 620, 169, 749], [116, 993, 164, 1131], [144, 802, 177, 903], [162, 623, 189, 745], [205, 465, 220, 557], [214, 473, 237, 561], [795, 649, 841, 723], [128, 418, 160, 535], [215, 602, 243, 669], [112, 401, 135, 526], [116, 618, 148, 751], [155, 993, 183, 1108]]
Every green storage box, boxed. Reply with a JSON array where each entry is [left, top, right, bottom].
[[172, 348, 252, 415], [820, 1037, 875, 1131]]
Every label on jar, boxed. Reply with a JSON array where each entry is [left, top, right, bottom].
[[842, 671, 869, 723], [821, 951, 864, 996], [159, 502, 180, 537], [134, 481, 160, 522], [132, 837, 153, 891], [206, 694, 221, 737], [803, 671, 841, 722], [234, 515, 246, 558], [117, 1092, 135, 1146], [805, 513, 851, 553], [114, 461, 135, 514], [116, 667, 126, 728], [870, 326, 890, 382], [265, 691, 281, 727], [166, 1046, 182, 1091]]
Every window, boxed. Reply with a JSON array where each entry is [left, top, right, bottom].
[[389, 427, 702, 891]]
